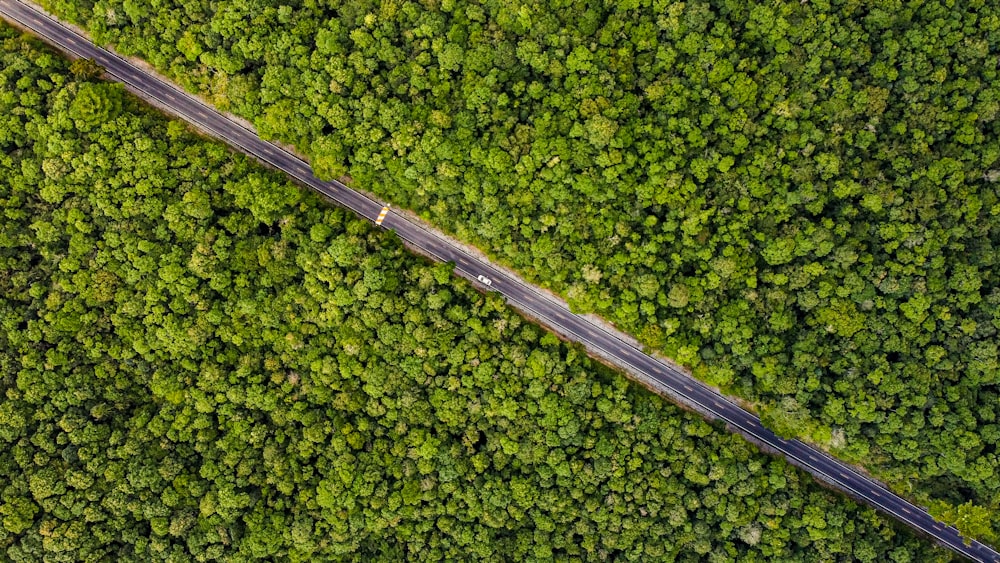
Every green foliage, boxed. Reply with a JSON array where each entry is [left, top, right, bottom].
[[0, 27, 953, 561], [930, 500, 999, 547], [34, 0, 1000, 528], [67, 81, 122, 130], [67, 57, 103, 80]]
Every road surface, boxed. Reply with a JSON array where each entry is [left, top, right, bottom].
[[1, 1, 996, 560]]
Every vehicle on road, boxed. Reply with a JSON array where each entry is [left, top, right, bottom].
[[375, 204, 390, 226], [477, 275, 492, 286]]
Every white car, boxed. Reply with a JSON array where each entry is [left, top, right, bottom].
[[477, 275, 492, 287]]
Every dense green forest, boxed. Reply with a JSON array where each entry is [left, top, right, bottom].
[[33, 0, 1000, 530], [0, 26, 957, 560]]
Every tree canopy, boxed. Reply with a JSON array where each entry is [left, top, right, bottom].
[[0, 26, 957, 560], [37, 0, 1000, 532], [33, 0, 1000, 541]]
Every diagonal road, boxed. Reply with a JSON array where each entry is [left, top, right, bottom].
[[1, 1, 996, 560]]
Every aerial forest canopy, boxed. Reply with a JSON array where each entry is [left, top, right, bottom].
[[0, 27, 954, 561], [35, 0, 1000, 531], [37, 0, 1000, 520]]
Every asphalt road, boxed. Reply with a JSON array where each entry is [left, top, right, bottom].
[[2, 1, 997, 560]]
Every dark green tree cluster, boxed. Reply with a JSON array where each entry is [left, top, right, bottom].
[[0, 28, 953, 561], [36, 0, 1000, 526]]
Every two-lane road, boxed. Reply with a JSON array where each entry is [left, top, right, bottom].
[[2, 1, 996, 560]]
